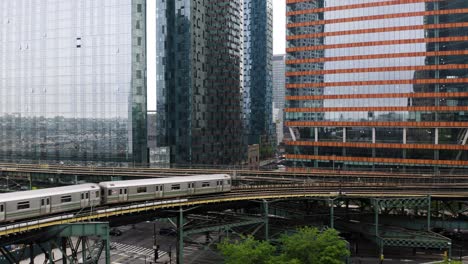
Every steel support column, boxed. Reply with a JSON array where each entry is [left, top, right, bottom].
[[427, 195, 431, 232], [263, 199, 269, 241], [81, 237, 86, 264], [330, 198, 335, 229], [177, 206, 184, 264]]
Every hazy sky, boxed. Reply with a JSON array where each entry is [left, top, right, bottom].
[[147, 1, 286, 111]]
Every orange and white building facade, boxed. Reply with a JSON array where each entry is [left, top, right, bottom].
[[285, 0, 468, 172]]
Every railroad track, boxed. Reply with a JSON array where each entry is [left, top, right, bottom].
[[2, 165, 468, 183], [1, 186, 467, 238], [1, 162, 468, 180]]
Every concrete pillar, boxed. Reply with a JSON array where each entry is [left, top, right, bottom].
[[403, 128, 407, 144], [372, 128, 376, 143]]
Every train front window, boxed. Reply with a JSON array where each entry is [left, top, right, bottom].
[[17, 202, 30, 210]]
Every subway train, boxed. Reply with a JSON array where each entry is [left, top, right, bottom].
[[0, 174, 231, 223]]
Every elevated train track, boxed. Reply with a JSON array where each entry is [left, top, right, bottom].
[[1, 183, 468, 238], [2, 163, 468, 183]]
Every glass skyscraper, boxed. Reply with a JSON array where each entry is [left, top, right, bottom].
[[243, 0, 276, 148], [0, 0, 147, 165], [273, 54, 286, 145], [156, 0, 246, 166], [286, 0, 468, 172]]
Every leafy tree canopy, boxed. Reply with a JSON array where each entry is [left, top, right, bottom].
[[218, 227, 350, 264]]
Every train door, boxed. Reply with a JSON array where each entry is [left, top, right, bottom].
[[0, 203, 5, 221], [40, 197, 51, 215], [188, 182, 195, 195], [81, 192, 90, 207], [118, 188, 128, 202], [156, 185, 163, 198], [216, 180, 223, 192]]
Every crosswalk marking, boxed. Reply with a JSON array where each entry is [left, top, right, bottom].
[[111, 242, 167, 258]]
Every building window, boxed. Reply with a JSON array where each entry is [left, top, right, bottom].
[[17, 201, 30, 210], [137, 187, 147, 193], [136, 70, 142, 79], [61, 196, 72, 203], [137, 4, 142, 13], [136, 20, 141, 29]]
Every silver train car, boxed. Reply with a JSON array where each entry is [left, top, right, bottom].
[[0, 174, 231, 223], [100, 174, 231, 204], [0, 184, 101, 222]]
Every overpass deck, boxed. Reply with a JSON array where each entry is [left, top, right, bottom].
[[1, 186, 467, 238]]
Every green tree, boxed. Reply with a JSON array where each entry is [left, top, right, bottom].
[[217, 236, 276, 264], [279, 227, 350, 264], [218, 227, 350, 264]]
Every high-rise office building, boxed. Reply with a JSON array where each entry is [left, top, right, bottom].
[[243, 0, 276, 148], [273, 54, 286, 145], [156, 0, 246, 166], [285, 0, 468, 172], [0, 0, 147, 165]]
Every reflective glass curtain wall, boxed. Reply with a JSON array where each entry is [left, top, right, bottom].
[[157, 0, 246, 166], [285, 0, 468, 172], [0, 0, 147, 165], [273, 54, 286, 145], [243, 0, 276, 146]]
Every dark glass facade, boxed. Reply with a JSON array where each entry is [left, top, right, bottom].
[[0, 0, 147, 165], [156, 0, 246, 165], [285, 0, 468, 171], [243, 0, 276, 147]]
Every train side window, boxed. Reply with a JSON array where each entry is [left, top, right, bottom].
[[86, 193, 89, 199], [0, 205, 3, 212], [61, 196, 72, 203], [95, 191, 99, 198], [171, 184, 180, 190], [119, 189, 123, 195], [81, 193, 84, 199], [227, 180, 231, 185], [137, 187, 147, 193], [41, 199, 45, 206], [202, 182, 210, 187], [17, 202, 30, 210], [108, 190, 112, 196]]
